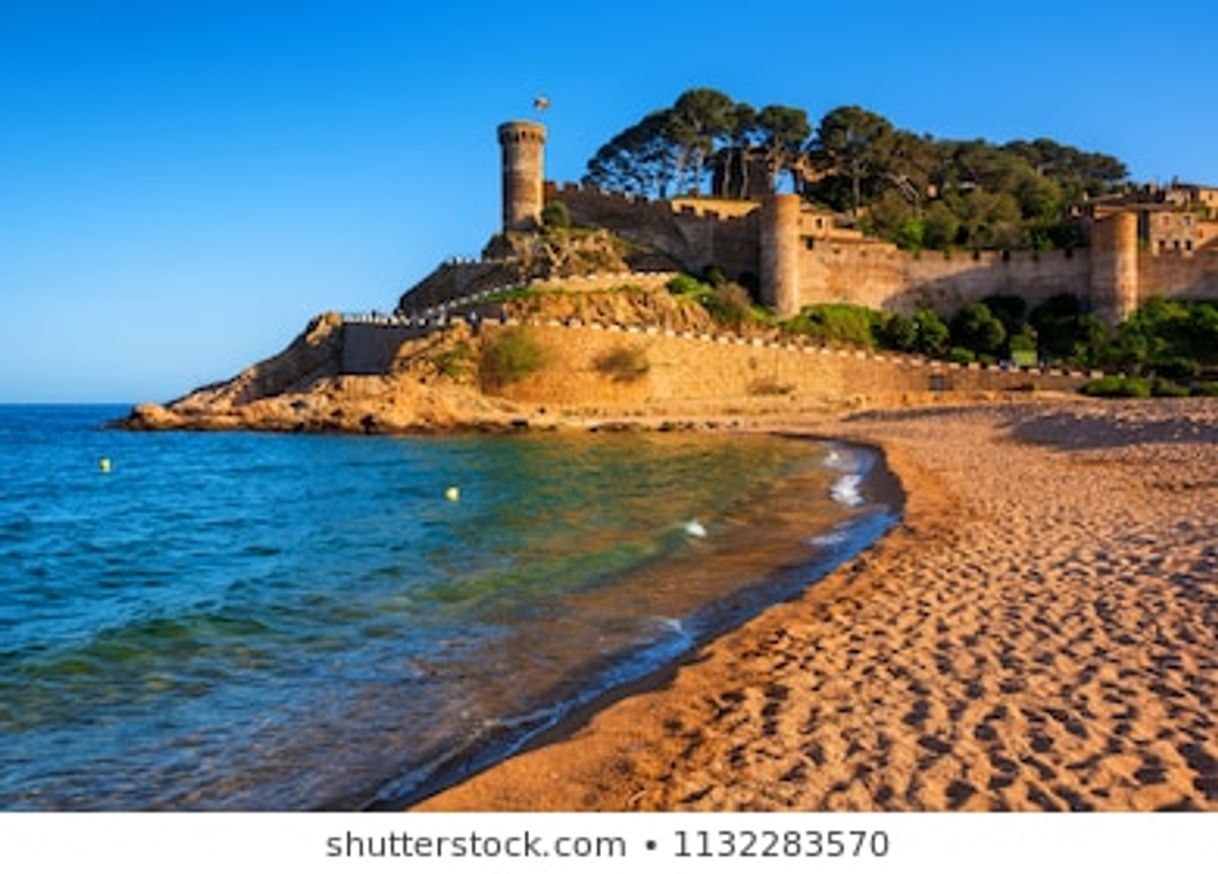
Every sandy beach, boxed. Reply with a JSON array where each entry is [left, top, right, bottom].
[[415, 398, 1218, 812]]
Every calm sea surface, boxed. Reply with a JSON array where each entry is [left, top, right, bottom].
[[0, 405, 895, 810]]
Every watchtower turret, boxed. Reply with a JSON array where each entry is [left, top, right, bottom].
[[1090, 210, 1139, 327], [497, 121, 547, 232], [760, 194, 801, 318]]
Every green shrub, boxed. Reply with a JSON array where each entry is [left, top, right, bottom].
[[479, 327, 546, 390], [912, 308, 950, 356], [948, 346, 976, 365], [879, 312, 918, 352], [1080, 376, 1151, 398], [702, 284, 761, 326], [432, 341, 472, 379], [667, 273, 707, 298], [1150, 356, 1201, 381], [1190, 381, 1218, 397], [785, 303, 882, 347], [594, 345, 650, 382], [483, 285, 538, 304], [668, 273, 763, 327], [981, 294, 1028, 335], [540, 201, 571, 229], [894, 218, 925, 251], [951, 302, 1007, 356], [1025, 295, 1108, 369], [1009, 323, 1038, 354], [1150, 378, 1190, 398]]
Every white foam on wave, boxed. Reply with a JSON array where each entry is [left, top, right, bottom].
[[807, 529, 849, 547], [682, 519, 707, 538], [822, 443, 873, 507], [829, 473, 865, 507]]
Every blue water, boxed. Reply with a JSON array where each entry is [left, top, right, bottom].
[[0, 405, 895, 810]]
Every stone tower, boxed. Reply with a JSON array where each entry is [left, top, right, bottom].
[[497, 121, 547, 232], [760, 194, 801, 318], [1089, 211, 1139, 327]]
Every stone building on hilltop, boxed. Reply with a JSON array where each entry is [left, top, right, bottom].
[[400, 121, 1218, 327]]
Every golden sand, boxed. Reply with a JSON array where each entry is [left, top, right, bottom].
[[415, 398, 1218, 812]]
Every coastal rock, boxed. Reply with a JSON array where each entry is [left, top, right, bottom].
[[178, 310, 346, 411], [125, 403, 184, 430]]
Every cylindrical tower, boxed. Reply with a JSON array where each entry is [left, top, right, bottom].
[[497, 121, 547, 232], [760, 194, 801, 318], [1089, 211, 1139, 327]]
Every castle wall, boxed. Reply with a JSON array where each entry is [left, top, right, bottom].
[[1138, 249, 1218, 302], [396, 260, 519, 313], [545, 183, 761, 281], [341, 323, 427, 374], [541, 179, 1120, 321], [797, 243, 1092, 316], [481, 321, 1087, 409]]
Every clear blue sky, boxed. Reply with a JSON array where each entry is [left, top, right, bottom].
[[2, 0, 1215, 402]]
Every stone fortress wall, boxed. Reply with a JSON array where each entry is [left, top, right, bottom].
[[543, 181, 762, 282], [397, 120, 1218, 336], [485, 320, 1087, 408], [339, 308, 1090, 399], [544, 183, 1218, 324]]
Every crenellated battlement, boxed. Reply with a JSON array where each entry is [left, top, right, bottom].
[[544, 181, 761, 224]]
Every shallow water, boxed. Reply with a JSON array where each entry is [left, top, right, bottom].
[[0, 405, 894, 810]]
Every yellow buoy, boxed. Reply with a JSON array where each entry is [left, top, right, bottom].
[[98, 457, 112, 474], [444, 486, 460, 502]]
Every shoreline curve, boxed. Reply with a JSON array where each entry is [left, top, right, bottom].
[[413, 398, 1218, 812]]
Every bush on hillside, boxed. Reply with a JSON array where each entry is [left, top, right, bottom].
[[667, 273, 706, 297], [702, 284, 762, 326], [1150, 378, 1190, 398], [668, 273, 763, 327], [594, 346, 650, 382], [785, 303, 882, 347], [431, 341, 473, 379], [479, 328, 546, 391]]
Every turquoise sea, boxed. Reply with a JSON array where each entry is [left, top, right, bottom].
[[0, 405, 897, 810]]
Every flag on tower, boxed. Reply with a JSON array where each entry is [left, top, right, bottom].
[[533, 95, 550, 111]]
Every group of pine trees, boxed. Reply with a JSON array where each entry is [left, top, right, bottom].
[[583, 88, 1129, 252]]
